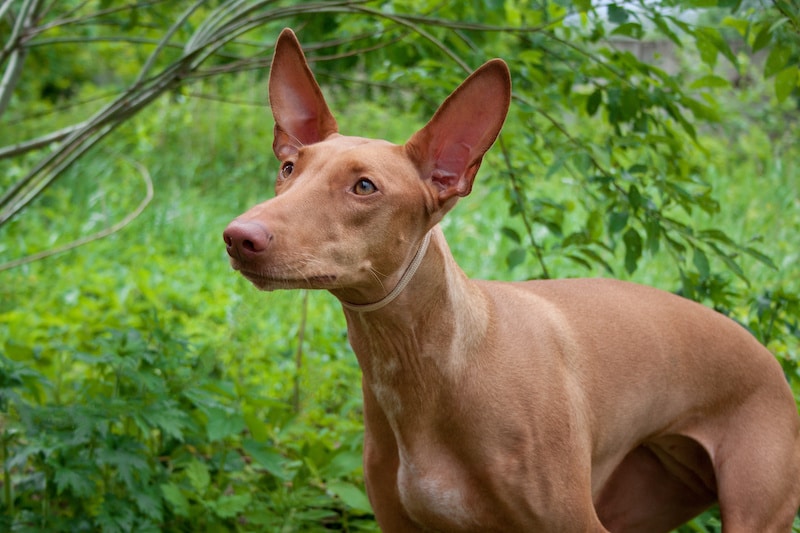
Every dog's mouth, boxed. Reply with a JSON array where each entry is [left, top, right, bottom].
[[235, 267, 337, 291]]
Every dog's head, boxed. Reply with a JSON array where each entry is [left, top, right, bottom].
[[223, 28, 510, 305]]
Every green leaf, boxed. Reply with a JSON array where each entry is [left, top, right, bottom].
[[327, 481, 372, 514], [608, 210, 629, 234], [322, 449, 364, 478], [612, 22, 644, 39], [664, 101, 698, 139], [765, 44, 791, 78], [775, 66, 798, 103], [695, 33, 718, 68], [694, 27, 737, 66], [645, 217, 661, 255], [685, 0, 717, 7], [586, 88, 602, 116], [573, 151, 593, 174], [54, 466, 96, 497], [698, 229, 735, 245], [136, 399, 189, 440], [243, 408, 269, 442], [95, 438, 149, 490], [546, 154, 567, 178], [507, 247, 527, 270], [501, 226, 521, 244], [242, 439, 291, 480], [690, 75, 731, 89], [650, 14, 682, 47], [623, 228, 642, 274], [708, 243, 748, 282], [606, 87, 621, 125], [212, 493, 252, 519], [518, 49, 543, 66], [620, 87, 640, 121], [132, 488, 164, 522], [710, 29, 738, 66], [608, 5, 629, 24], [741, 246, 777, 269], [628, 164, 648, 175], [721, 16, 749, 38], [186, 459, 210, 494], [587, 209, 604, 240], [205, 405, 245, 441], [97, 495, 137, 533], [576, 247, 615, 274], [752, 24, 773, 52], [3, 340, 36, 360], [566, 253, 593, 270], [693, 248, 710, 277], [572, 0, 591, 12], [161, 483, 190, 517], [681, 96, 719, 122], [628, 185, 642, 212]]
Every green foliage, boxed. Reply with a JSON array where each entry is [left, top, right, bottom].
[[1, 1, 799, 531], [1, 304, 372, 531]]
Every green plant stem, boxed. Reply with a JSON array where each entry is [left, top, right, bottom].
[[3, 432, 11, 515], [497, 135, 550, 279], [763, 297, 782, 346], [293, 291, 309, 414]]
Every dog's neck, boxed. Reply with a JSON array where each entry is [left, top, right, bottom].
[[341, 227, 490, 428], [339, 230, 434, 313]]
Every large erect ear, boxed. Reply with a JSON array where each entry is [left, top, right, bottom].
[[269, 28, 338, 159], [405, 59, 511, 207]]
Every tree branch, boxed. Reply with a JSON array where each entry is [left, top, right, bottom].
[[0, 0, 41, 118], [0, 157, 154, 272]]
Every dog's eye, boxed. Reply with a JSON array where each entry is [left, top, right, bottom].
[[353, 178, 377, 196], [280, 161, 294, 180]]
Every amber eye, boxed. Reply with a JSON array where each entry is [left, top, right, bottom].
[[280, 161, 294, 180], [353, 178, 377, 195]]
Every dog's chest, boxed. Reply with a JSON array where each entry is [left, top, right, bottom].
[[396, 455, 479, 530]]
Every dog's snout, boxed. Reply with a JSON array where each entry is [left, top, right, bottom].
[[223, 220, 272, 260]]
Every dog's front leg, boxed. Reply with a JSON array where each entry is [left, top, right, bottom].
[[361, 380, 422, 531]]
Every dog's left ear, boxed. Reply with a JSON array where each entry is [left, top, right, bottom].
[[269, 28, 339, 159], [405, 59, 511, 208]]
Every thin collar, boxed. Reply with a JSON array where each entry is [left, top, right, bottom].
[[340, 230, 433, 313]]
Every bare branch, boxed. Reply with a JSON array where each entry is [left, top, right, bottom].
[[0, 0, 40, 118], [0, 45, 194, 223], [30, 0, 169, 36], [0, 157, 154, 272], [2, 0, 534, 228], [135, 1, 205, 86], [25, 35, 174, 48], [0, 122, 87, 159], [0, 0, 16, 22]]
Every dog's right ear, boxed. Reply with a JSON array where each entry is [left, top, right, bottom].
[[405, 59, 511, 211], [269, 28, 339, 159]]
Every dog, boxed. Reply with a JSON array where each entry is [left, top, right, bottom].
[[224, 28, 800, 532]]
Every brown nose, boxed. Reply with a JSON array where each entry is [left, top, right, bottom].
[[223, 220, 272, 260]]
